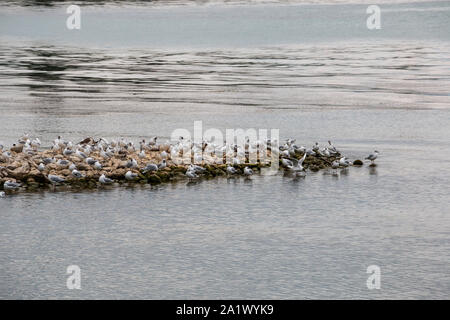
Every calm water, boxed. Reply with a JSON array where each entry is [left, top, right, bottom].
[[0, 0, 449, 299]]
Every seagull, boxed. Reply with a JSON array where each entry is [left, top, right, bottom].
[[94, 161, 102, 170], [141, 163, 158, 173], [31, 138, 41, 149], [281, 150, 290, 158], [63, 148, 74, 156], [244, 167, 253, 176], [332, 160, 340, 170], [298, 152, 307, 166], [57, 159, 70, 168], [76, 149, 88, 159], [185, 169, 198, 180], [42, 157, 55, 165], [47, 174, 65, 185], [99, 174, 114, 185], [54, 136, 63, 147], [69, 163, 76, 171], [288, 159, 305, 173], [126, 158, 138, 169], [0, 191, 5, 198], [226, 166, 237, 174], [188, 164, 206, 174], [85, 157, 96, 165], [100, 149, 111, 159], [2, 151, 11, 159], [365, 151, 379, 164], [312, 142, 319, 152], [281, 158, 293, 168], [158, 159, 167, 170], [339, 156, 350, 167], [125, 171, 138, 181], [71, 169, 84, 178], [3, 180, 21, 190], [148, 136, 158, 146], [38, 163, 46, 171], [160, 151, 168, 159], [328, 140, 338, 154]]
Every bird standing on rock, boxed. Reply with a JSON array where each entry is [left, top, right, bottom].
[[365, 151, 379, 164], [226, 166, 237, 174], [71, 170, 84, 178], [244, 167, 253, 177], [63, 148, 74, 156], [99, 174, 114, 185], [85, 157, 96, 165], [127, 158, 138, 169], [281, 158, 293, 168], [94, 161, 102, 170], [76, 149, 88, 159], [125, 171, 138, 181], [47, 174, 65, 185], [158, 159, 167, 170], [339, 157, 350, 167], [142, 163, 158, 173], [185, 169, 198, 180], [4, 180, 21, 190]]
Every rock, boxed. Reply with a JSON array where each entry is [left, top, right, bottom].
[[353, 159, 363, 166], [77, 163, 90, 171], [10, 144, 24, 153], [147, 174, 161, 184]]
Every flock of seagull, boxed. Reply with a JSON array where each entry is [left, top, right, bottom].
[[0, 134, 379, 196]]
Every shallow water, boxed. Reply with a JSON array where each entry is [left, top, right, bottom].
[[0, 0, 449, 299]]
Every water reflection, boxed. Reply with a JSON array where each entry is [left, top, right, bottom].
[[1, 43, 449, 111], [369, 166, 378, 176]]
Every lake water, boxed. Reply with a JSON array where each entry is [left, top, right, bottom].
[[0, 0, 449, 299]]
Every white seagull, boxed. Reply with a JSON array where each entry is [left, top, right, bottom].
[[244, 167, 253, 176], [185, 169, 198, 180], [3, 180, 21, 190], [158, 159, 167, 170], [47, 174, 65, 185], [142, 163, 158, 173], [365, 151, 379, 164], [125, 171, 138, 181], [99, 174, 114, 185], [94, 161, 102, 170], [226, 166, 237, 174], [71, 170, 84, 178]]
